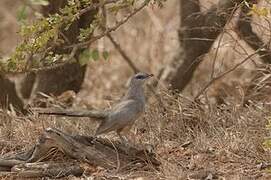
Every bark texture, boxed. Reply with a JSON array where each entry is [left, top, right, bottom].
[[162, 0, 243, 91], [0, 128, 159, 178]]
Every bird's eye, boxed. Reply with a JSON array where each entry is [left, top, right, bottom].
[[135, 75, 145, 79]]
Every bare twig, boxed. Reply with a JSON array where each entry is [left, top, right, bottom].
[[210, 4, 238, 79], [107, 34, 139, 73], [194, 48, 262, 100], [163, 0, 242, 91], [78, 0, 120, 17], [65, 1, 148, 49], [101, 3, 138, 73]]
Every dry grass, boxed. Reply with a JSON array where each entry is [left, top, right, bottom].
[[1, 91, 271, 179], [141, 91, 271, 179]]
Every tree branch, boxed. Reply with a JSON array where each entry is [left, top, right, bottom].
[[65, 1, 148, 49], [194, 47, 261, 99], [163, 0, 242, 91], [107, 34, 139, 73]]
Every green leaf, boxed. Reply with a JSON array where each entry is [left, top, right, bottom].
[[102, 51, 109, 60], [79, 49, 91, 65], [91, 49, 99, 61], [17, 6, 28, 22], [7, 60, 17, 71]]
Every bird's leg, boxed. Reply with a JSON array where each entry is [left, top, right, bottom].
[[116, 131, 134, 155], [116, 129, 133, 147], [117, 130, 128, 144], [116, 129, 140, 156]]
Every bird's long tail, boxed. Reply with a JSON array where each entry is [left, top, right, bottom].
[[34, 108, 107, 120]]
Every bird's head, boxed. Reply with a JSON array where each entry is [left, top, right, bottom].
[[130, 72, 153, 87]]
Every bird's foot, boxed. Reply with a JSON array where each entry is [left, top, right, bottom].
[[119, 138, 137, 155]]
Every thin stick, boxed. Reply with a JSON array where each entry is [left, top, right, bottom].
[[101, 2, 139, 73], [107, 34, 139, 73], [194, 48, 262, 100], [77, 0, 119, 17], [210, 3, 238, 79], [65, 1, 148, 49]]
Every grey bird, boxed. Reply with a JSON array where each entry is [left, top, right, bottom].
[[36, 72, 153, 142]]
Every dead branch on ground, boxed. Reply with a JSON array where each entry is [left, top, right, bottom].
[[0, 128, 159, 178]]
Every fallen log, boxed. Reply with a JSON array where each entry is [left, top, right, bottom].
[[11, 162, 83, 178], [0, 127, 160, 178]]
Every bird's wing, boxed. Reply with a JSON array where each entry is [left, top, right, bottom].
[[95, 99, 143, 135], [35, 107, 108, 120]]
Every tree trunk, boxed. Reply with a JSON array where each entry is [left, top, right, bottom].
[[0, 0, 98, 112], [162, 0, 242, 91]]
